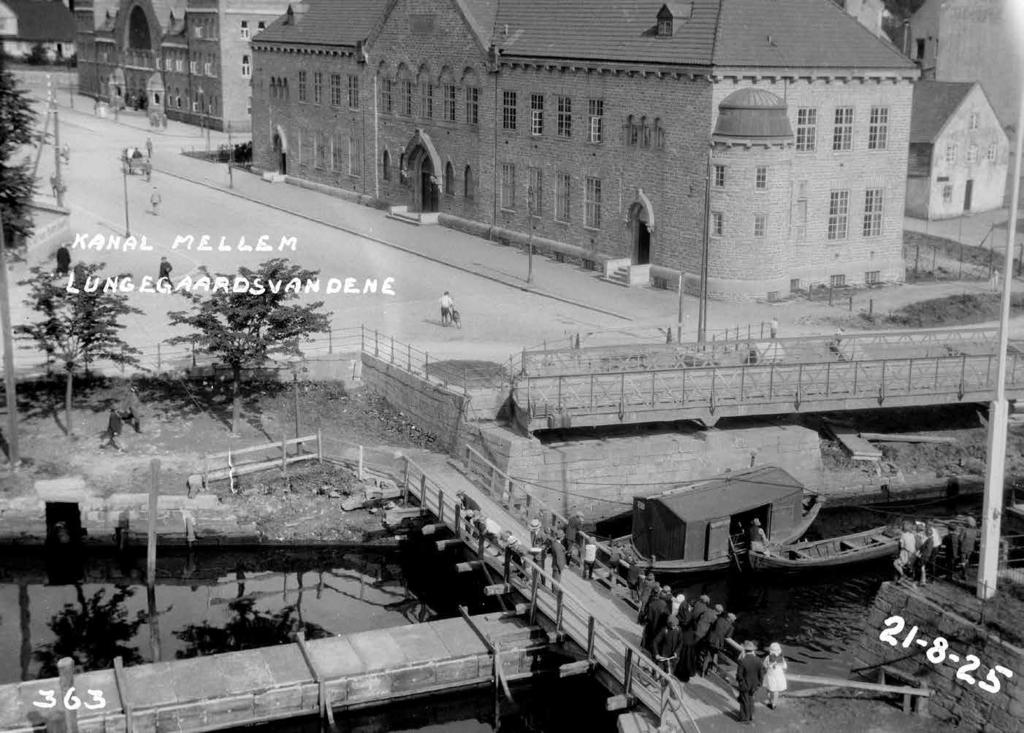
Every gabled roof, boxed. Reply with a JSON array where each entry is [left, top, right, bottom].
[[645, 466, 804, 523], [0, 0, 75, 42], [909, 80, 975, 144], [255, 0, 386, 46], [492, 0, 915, 69]]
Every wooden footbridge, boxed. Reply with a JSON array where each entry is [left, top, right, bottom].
[[509, 326, 1024, 430]]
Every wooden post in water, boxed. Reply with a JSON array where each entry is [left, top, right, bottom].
[[147, 460, 159, 586], [57, 657, 78, 733]]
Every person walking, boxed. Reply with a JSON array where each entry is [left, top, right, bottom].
[[627, 561, 642, 602], [158, 256, 173, 286], [735, 641, 764, 724], [770, 317, 779, 339], [637, 571, 658, 621], [102, 409, 124, 451], [703, 610, 736, 676], [652, 615, 684, 674], [150, 186, 162, 215], [145, 137, 153, 159], [642, 587, 672, 655], [895, 521, 917, 580], [548, 533, 566, 585], [696, 603, 722, 674], [439, 291, 454, 326], [117, 383, 142, 433], [957, 517, 979, 579], [566, 511, 584, 564], [55, 244, 71, 277], [763, 642, 788, 710], [583, 539, 597, 579], [60, 143, 70, 165]]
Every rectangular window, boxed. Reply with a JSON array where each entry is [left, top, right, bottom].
[[332, 134, 342, 171], [967, 144, 978, 163], [205, 61, 214, 77], [833, 107, 853, 151], [557, 96, 572, 138], [347, 75, 359, 109], [794, 199, 807, 242], [711, 211, 723, 237], [754, 213, 767, 238], [313, 72, 323, 104], [714, 165, 725, 188], [863, 188, 883, 237], [987, 143, 997, 162], [795, 108, 816, 152], [422, 83, 433, 118], [865, 270, 880, 285], [588, 99, 604, 143], [502, 91, 517, 130], [969, 112, 979, 130], [868, 106, 888, 150], [556, 173, 570, 222], [298, 70, 307, 102], [466, 87, 479, 125], [443, 83, 456, 122], [584, 177, 601, 229], [189, 60, 198, 75], [380, 78, 392, 114], [403, 80, 414, 116], [500, 162, 516, 210], [241, 55, 251, 78], [828, 189, 850, 240], [942, 184, 953, 202], [330, 74, 341, 107], [755, 166, 767, 190], [193, 23, 202, 38], [830, 274, 846, 288], [240, 20, 249, 39], [945, 143, 957, 163], [528, 167, 543, 216], [530, 93, 544, 136], [348, 136, 361, 176]]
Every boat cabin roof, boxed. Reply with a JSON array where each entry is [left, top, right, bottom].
[[645, 466, 804, 522]]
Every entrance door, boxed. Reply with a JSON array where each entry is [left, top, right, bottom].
[[705, 518, 730, 560], [630, 203, 651, 264], [418, 154, 438, 213], [272, 133, 286, 174], [964, 179, 974, 212]]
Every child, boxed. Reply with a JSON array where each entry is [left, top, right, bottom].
[[763, 642, 788, 709]]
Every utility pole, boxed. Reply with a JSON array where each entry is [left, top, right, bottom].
[[0, 215, 20, 469], [677, 272, 684, 343], [49, 77, 65, 208], [227, 121, 233, 188], [121, 157, 131, 237], [697, 144, 713, 345], [978, 88, 1024, 600]]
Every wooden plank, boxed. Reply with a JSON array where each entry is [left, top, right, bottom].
[[435, 538, 463, 550], [786, 673, 931, 697], [606, 694, 630, 711], [112, 657, 134, 733], [455, 561, 483, 573], [483, 583, 512, 596], [860, 432, 957, 444], [559, 661, 592, 677], [827, 425, 883, 460]]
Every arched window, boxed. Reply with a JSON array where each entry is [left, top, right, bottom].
[[418, 64, 433, 119], [382, 149, 391, 181], [464, 165, 474, 199], [641, 116, 651, 148], [626, 115, 638, 147], [444, 162, 454, 195], [654, 118, 665, 150]]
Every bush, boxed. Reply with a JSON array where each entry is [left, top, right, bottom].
[[24, 44, 48, 66]]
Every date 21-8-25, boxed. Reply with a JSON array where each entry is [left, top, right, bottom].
[[879, 615, 1014, 694]]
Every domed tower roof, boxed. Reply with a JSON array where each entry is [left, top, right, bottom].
[[714, 89, 793, 140]]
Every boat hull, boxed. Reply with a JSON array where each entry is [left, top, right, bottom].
[[748, 526, 899, 573]]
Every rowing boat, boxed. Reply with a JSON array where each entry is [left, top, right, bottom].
[[748, 525, 899, 572]]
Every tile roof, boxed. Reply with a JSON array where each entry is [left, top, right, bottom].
[[255, 0, 386, 46], [909, 80, 975, 144], [1, 0, 75, 42], [456, 0, 499, 48]]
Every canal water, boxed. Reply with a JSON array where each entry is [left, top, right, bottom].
[[0, 494, 987, 730]]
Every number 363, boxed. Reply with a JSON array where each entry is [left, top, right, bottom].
[[33, 687, 107, 711]]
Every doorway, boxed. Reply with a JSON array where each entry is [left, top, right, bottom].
[[629, 202, 651, 264], [411, 146, 438, 213], [963, 179, 974, 212], [272, 132, 287, 175]]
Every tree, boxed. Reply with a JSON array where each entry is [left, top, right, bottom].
[[0, 54, 37, 248], [16, 263, 143, 434], [24, 43, 48, 66], [168, 258, 331, 433]]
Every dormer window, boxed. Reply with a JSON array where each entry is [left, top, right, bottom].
[[657, 2, 693, 37]]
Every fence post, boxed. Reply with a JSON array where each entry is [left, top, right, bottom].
[[374, 329, 379, 357], [328, 330, 333, 354], [191, 340, 196, 367], [555, 589, 564, 638], [438, 490, 444, 524], [358, 445, 364, 480], [402, 457, 410, 505], [281, 435, 287, 471], [360, 324, 364, 352], [420, 474, 427, 508], [503, 546, 513, 582], [316, 429, 323, 463], [156, 342, 161, 372], [529, 566, 540, 625], [586, 616, 596, 662]]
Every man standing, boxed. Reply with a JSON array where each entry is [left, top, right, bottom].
[[158, 256, 173, 286], [957, 517, 979, 579], [652, 615, 684, 673], [439, 291, 454, 326], [735, 641, 764, 724], [103, 409, 124, 451], [642, 587, 672, 655], [895, 521, 917, 580], [146, 137, 153, 159], [150, 186, 162, 215], [548, 533, 566, 585], [55, 244, 71, 277], [583, 539, 597, 579], [770, 317, 779, 339]]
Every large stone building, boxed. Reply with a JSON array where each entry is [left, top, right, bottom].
[[906, 81, 1008, 220], [252, 0, 917, 300], [908, 0, 1023, 129], [75, 0, 287, 131]]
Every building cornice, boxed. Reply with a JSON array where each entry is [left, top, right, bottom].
[[710, 67, 919, 84], [251, 42, 357, 58], [497, 56, 712, 81]]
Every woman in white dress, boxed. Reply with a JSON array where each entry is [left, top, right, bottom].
[[762, 642, 788, 709]]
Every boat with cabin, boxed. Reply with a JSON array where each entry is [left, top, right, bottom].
[[747, 525, 899, 572], [611, 466, 823, 574]]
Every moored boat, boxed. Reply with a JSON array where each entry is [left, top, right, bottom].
[[748, 525, 899, 572], [611, 466, 823, 575]]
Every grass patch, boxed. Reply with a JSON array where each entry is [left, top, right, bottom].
[[861, 293, 1024, 329]]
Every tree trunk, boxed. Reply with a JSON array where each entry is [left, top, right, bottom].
[[65, 369, 74, 435], [231, 364, 241, 434]]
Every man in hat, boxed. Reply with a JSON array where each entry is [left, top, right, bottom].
[[688, 594, 710, 630], [694, 598, 719, 642], [102, 408, 124, 451], [703, 609, 736, 676], [735, 640, 764, 724], [652, 614, 684, 673], [637, 571, 658, 622], [957, 517, 978, 579], [642, 586, 672, 655], [748, 518, 768, 549], [548, 532, 566, 586], [117, 382, 143, 433]]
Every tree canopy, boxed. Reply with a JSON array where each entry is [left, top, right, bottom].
[[0, 55, 37, 248]]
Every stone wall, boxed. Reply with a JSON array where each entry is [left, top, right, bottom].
[[466, 421, 823, 522], [361, 353, 468, 453], [851, 581, 1024, 732]]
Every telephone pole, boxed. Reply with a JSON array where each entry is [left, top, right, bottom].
[[0, 215, 20, 469], [49, 76, 65, 208]]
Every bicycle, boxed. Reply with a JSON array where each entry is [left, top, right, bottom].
[[450, 308, 462, 329]]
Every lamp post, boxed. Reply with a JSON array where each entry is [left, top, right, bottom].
[[527, 185, 535, 284], [977, 86, 1024, 600], [121, 156, 131, 237], [697, 144, 713, 345]]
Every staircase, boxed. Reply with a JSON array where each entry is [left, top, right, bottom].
[[386, 205, 439, 226], [603, 258, 651, 287]]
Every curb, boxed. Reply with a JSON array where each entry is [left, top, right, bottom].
[[153, 164, 634, 322]]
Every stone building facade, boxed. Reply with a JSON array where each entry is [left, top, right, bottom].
[[252, 0, 917, 300], [75, 0, 286, 131]]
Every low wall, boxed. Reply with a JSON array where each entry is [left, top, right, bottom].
[[27, 201, 71, 253], [466, 421, 823, 521], [361, 354, 468, 453], [851, 581, 1024, 732]]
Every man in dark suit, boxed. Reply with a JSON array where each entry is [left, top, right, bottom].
[[735, 640, 764, 724]]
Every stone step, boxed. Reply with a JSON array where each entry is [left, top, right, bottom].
[[386, 210, 422, 226]]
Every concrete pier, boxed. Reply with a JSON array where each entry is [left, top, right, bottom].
[[0, 612, 550, 733]]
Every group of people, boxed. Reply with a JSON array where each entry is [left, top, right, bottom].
[[102, 383, 143, 451], [894, 517, 978, 584], [636, 579, 788, 724]]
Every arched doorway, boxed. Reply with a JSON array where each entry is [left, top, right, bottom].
[[629, 202, 652, 265], [272, 127, 287, 174], [408, 145, 439, 213]]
